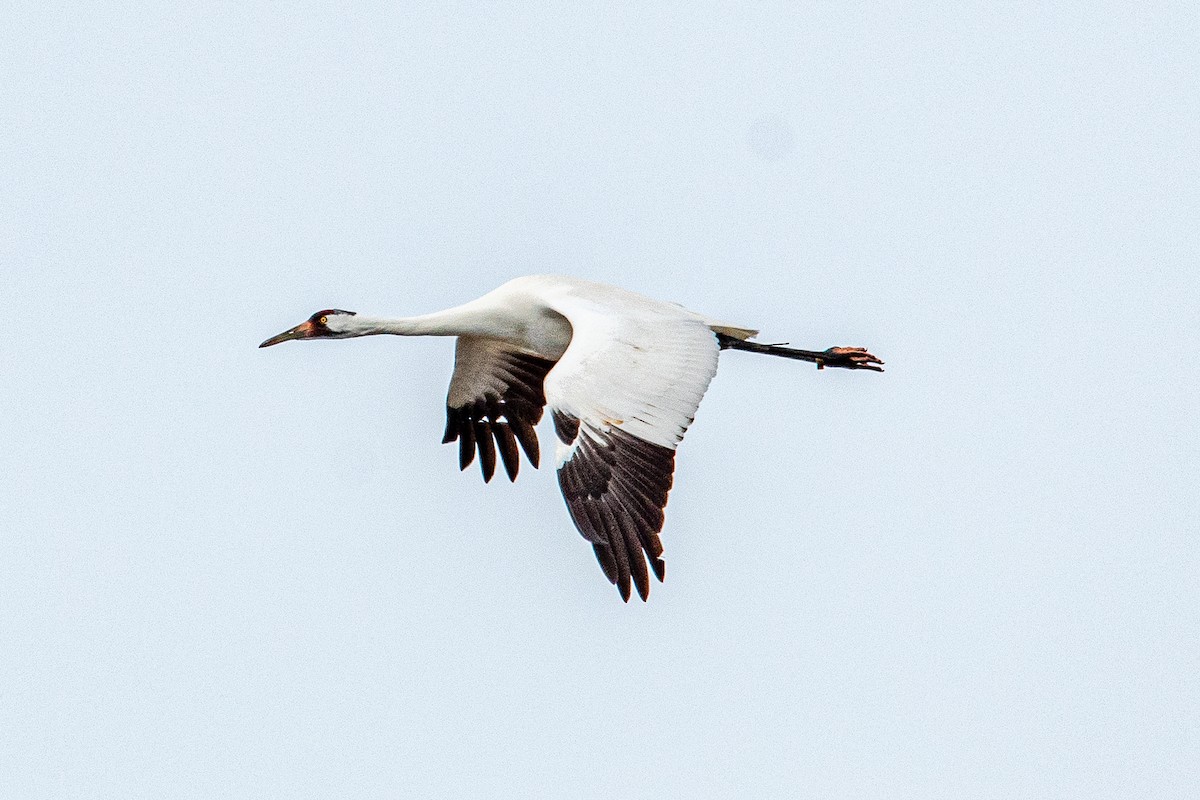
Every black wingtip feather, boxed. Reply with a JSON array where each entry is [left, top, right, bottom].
[[493, 423, 520, 481], [458, 420, 475, 470], [592, 543, 618, 585], [442, 410, 458, 444], [475, 421, 496, 482], [511, 418, 540, 468], [619, 515, 650, 601], [610, 518, 632, 603]]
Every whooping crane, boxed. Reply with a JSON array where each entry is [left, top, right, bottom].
[[260, 275, 883, 601]]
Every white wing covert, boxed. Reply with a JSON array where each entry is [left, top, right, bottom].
[[543, 296, 721, 601]]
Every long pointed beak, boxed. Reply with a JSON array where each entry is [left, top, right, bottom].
[[259, 321, 315, 348]]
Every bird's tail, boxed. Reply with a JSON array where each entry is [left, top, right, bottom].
[[708, 323, 759, 341], [716, 332, 885, 371]]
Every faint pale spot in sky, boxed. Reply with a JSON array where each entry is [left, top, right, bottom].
[[747, 114, 796, 161]]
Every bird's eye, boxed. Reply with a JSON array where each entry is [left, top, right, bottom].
[[319, 315, 328, 325]]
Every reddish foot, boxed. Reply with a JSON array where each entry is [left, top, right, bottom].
[[816, 347, 885, 372]]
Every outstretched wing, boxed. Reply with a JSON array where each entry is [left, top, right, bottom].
[[442, 337, 557, 482], [543, 298, 721, 601]]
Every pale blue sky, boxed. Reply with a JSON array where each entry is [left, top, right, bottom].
[[3, 3, 1197, 798]]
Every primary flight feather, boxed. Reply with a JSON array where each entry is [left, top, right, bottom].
[[260, 275, 882, 601]]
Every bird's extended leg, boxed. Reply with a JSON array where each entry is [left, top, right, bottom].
[[716, 334, 885, 372]]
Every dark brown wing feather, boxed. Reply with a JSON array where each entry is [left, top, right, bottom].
[[442, 339, 556, 483], [554, 411, 674, 602]]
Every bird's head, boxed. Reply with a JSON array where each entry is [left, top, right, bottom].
[[259, 309, 358, 347]]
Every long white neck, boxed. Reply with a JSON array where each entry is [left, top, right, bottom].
[[326, 291, 572, 358], [338, 299, 518, 339]]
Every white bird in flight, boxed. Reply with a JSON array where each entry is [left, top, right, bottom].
[[261, 275, 882, 601]]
